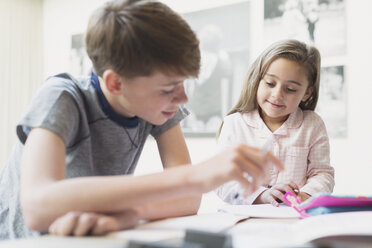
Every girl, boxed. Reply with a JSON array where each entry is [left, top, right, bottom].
[[215, 39, 334, 206]]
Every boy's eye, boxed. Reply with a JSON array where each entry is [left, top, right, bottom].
[[161, 89, 174, 95]]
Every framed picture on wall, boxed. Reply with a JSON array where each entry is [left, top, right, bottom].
[[180, 1, 251, 137], [263, 0, 346, 57], [70, 33, 92, 76], [317, 65, 347, 138]]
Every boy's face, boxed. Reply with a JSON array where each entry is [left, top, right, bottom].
[[116, 70, 188, 125]]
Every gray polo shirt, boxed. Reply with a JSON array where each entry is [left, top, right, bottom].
[[0, 73, 188, 239]]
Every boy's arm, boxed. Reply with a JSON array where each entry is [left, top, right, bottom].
[[19, 127, 198, 231], [135, 124, 201, 220], [20, 127, 282, 232]]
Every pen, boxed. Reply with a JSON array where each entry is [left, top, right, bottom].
[[232, 134, 275, 204]]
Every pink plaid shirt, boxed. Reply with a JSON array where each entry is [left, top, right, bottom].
[[215, 108, 335, 204]]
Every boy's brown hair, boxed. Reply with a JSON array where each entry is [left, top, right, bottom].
[[86, 0, 200, 79]]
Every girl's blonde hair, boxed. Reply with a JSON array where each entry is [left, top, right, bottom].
[[217, 39, 321, 137]]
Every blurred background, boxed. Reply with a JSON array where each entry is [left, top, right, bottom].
[[1, 0, 371, 212]]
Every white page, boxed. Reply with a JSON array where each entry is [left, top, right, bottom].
[[231, 211, 372, 248], [231, 220, 295, 248], [134, 212, 248, 233], [295, 211, 372, 243], [108, 229, 184, 243], [219, 203, 300, 218], [109, 213, 247, 244]]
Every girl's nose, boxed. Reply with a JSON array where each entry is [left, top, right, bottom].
[[271, 86, 283, 100]]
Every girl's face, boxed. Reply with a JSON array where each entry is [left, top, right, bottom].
[[256, 58, 313, 125], [114, 70, 188, 125]]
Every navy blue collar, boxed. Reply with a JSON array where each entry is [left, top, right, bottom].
[[91, 73, 139, 128]]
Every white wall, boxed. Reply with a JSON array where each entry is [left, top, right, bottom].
[[0, 0, 44, 168], [341, 0, 372, 195], [42, 0, 106, 78], [2, 0, 371, 202]]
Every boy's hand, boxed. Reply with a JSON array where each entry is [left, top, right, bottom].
[[199, 144, 284, 195], [48, 210, 139, 236], [255, 182, 299, 206]]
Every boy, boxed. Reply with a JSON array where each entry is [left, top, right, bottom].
[[0, 0, 283, 239]]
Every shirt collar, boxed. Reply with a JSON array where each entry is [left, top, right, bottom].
[[91, 72, 139, 128], [242, 108, 304, 136]]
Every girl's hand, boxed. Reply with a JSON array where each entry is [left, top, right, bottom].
[[48, 210, 139, 236], [198, 144, 284, 195], [298, 191, 311, 202], [255, 182, 299, 206]]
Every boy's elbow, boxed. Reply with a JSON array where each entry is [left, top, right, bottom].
[[186, 196, 202, 215], [23, 212, 46, 232], [20, 193, 50, 231]]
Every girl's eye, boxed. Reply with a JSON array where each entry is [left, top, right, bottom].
[[265, 81, 275, 87], [286, 88, 297, 93]]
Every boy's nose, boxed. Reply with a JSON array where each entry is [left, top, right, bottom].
[[172, 86, 188, 104]]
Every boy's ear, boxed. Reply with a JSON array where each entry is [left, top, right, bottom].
[[102, 69, 123, 96], [301, 86, 313, 102]]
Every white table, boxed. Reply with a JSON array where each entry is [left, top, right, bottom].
[[2, 210, 372, 248], [0, 216, 300, 248]]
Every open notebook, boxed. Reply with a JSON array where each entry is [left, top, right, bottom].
[[219, 203, 300, 218], [231, 211, 372, 247]]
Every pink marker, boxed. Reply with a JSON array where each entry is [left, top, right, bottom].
[[283, 191, 311, 218]]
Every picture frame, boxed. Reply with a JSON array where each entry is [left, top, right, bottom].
[[70, 33, 92, 76], [318, 64, 347, 138], [263, 0, 346, 57], [180, 1, 251, 137]]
